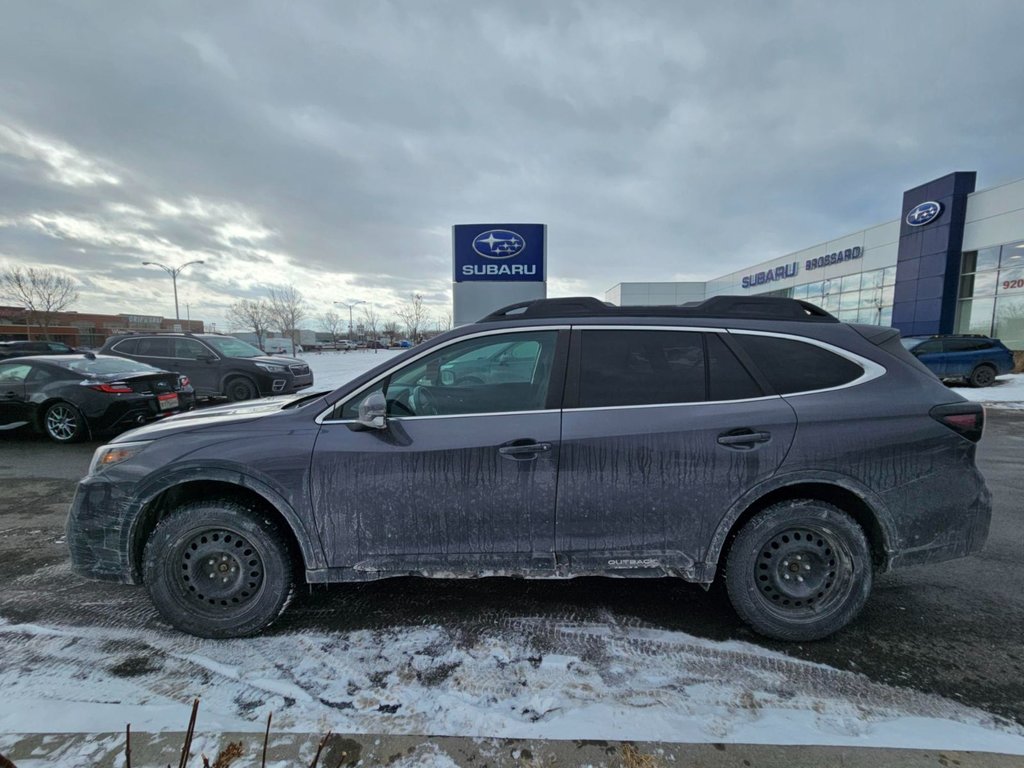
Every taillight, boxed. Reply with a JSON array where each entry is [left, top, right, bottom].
[[91, 382, 134, 394], [930, 403, 984, 443], [178, 375, 190, 389]]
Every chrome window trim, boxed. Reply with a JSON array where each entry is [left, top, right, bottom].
[[321, 408, 559, 425], [316, 325, 569, 424]]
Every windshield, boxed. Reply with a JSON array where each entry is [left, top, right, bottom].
[[52, 357, 162, 375], [204, 337, 265, 358]]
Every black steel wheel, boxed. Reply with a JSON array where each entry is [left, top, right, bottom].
[[42, 401, 87, 443], [725, 499, 872, 641], [969, 365, 996, 388], [143, 500, 295, 638], [225, 377, 258, 401]]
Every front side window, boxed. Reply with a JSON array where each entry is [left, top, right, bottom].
[[174, 338, 208, 359], [577, 329, 705, 408], [340, 331, 558, 419], [733, 334, 864, 394]]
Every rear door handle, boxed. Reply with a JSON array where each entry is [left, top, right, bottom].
[[498, 441, 552, 460], [717, 430, 771, 448]]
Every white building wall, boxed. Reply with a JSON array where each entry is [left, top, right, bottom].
[[962, 177, 1024, 251]]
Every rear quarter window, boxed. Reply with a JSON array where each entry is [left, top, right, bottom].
[[732, 334, 864, 394]]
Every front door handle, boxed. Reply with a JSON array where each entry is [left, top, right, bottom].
[[498, 441, 552, 460], [717, 430, 771, 449]]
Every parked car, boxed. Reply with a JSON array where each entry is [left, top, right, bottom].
[[0, 340, 77, 359], [99, 332, 313, 401], [67, 296, 990, 641], [0, 353, 194, 443], [900, 334, 1015, 387]]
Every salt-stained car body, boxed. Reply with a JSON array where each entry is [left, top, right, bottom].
[[67, 296, 991, 641]]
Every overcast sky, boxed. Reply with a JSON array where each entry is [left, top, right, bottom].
[[1, 1, 1023, 330]]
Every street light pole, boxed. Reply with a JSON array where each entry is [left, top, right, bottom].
[[334, 300, 366, 343], [142, 260, 205, 320]]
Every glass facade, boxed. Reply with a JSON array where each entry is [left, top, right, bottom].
[[956, 240, 1024, 349], [759, 266, 897, 326]]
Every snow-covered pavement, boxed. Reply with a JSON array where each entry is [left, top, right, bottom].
[[2, 614, 1023, 756]]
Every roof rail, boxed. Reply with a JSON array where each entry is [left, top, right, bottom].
[[478, 295, 838, 323]]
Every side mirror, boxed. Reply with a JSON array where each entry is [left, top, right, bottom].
[[197, 353, 216, 363], [357, 392, 388, 430]]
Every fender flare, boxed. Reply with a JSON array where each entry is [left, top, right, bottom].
[[126, 464, 327, 575], [700, 470, 899, 581]]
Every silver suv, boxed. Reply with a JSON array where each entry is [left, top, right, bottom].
[[68, 296, 991, 641]]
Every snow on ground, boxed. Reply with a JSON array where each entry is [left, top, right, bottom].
[[1, 616, 1023, 756], [954, 373, 1024, 410], [302, 348, 405, 391]]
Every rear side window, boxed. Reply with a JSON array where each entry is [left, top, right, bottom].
[[733, 334, 863, 394], [707, 334, 763, 400], [944, 338, 992, 352], [577, 330, 705, 407], [112, 338, 139, 354]]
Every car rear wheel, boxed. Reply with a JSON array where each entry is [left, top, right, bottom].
[[225, 376, 258, 401], [969, 365, 996, 388], [143, 500, 295, 638], [725, 499, 872, 641], [42, 401, 87, 443]]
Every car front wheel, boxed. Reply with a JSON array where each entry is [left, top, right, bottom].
[[725, 499, 872, 641], [225, 377, 258, 401], [143, 500, 295, 638]]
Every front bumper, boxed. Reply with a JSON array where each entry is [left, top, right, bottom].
[[66, 475, 139, 584]]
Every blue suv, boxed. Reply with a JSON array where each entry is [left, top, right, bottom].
[[900, 335, 1015, 387]]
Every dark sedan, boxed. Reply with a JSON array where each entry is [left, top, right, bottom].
[[0, 353, 195, 443]]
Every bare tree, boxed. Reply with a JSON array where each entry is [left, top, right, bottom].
[[227, 298, 273, 351], [435, 310, 453, 333], [396, 292, 427, 342], [267, 285, 306, 350], [359, 304, 380, 345], [318, 310, 344, 346], [382, 319, 400, 346], [0, 265, 79, 340]]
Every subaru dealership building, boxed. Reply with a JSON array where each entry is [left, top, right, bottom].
[[607, 172, 1024, 350]]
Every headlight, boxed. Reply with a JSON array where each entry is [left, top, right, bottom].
[[89, 441, 151, 476], [255, 362, 289, 373]]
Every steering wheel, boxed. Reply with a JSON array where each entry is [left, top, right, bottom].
[[409, 385, 438, 416]]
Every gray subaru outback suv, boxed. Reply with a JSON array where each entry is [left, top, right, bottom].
[[67, 296, 991, 641]]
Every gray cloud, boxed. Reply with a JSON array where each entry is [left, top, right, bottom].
[[1, 1, 1022, 329]]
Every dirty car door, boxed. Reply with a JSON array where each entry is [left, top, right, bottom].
[[310, 329, 567, 576], [555, 328, 796, 576]]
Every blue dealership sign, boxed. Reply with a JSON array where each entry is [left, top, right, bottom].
[[906, 201, 943, 227], [453, 223, 545, 282]]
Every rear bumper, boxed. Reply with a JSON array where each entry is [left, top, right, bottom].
[[883, 463, 992, 571]]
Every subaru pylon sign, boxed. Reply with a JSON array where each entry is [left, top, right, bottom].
[[454, 224, 545, 282], [453, 223, 547, 325]]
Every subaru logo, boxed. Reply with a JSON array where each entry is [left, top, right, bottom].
[[472, 229, 526, 260], [906, 201, 942, 227]]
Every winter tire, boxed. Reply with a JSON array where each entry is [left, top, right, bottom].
[[725, 499, 872, 641], [969, 365, 996, 388], [42, 401, 87, 443], [143, 500, 295, 638], [225, 377, 258, 401]]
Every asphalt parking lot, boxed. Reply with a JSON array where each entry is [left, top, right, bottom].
[[1, 410, 1022, 727]]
